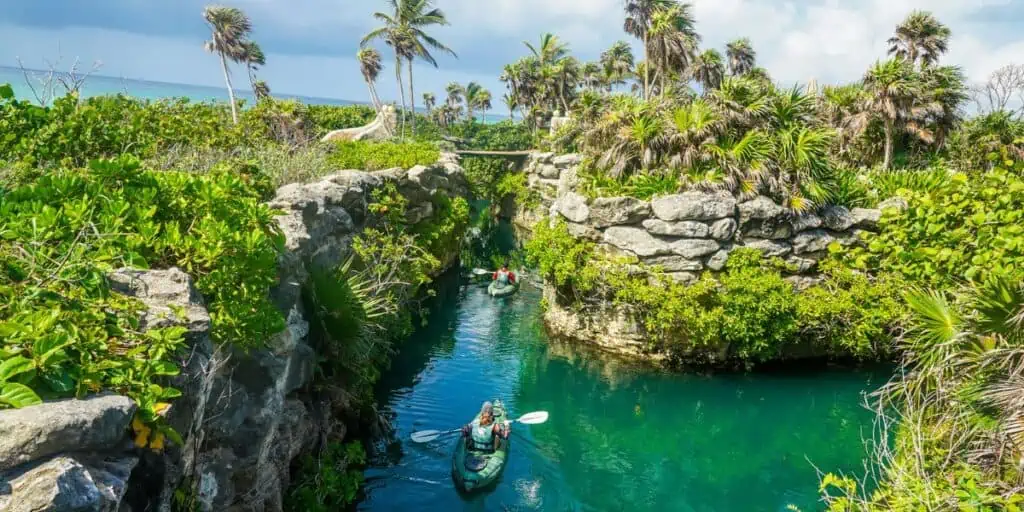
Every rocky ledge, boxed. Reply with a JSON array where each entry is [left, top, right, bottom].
[[0, 155, 469, 512], [513, 152, 895, 360]]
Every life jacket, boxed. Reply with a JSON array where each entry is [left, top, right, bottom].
[[495, 270, 511, 285], [470, 419, 495, 451]]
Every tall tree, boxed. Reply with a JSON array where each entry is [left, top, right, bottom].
[[358, 48, 384, 110], [239, 41, 266, 97], [422, 92, 436, 114], [726, 38, 755, 76], [464, 81, 483, 121], [692, 49, 725, 92], [624, 0, 676, 99], [446, 81, 464, 109], [203, 5, 252, 124], [362, 14, 410, 136], [503, 93, 517, 119], [524, 33, 570, 67], [476, 89, 493, 123], [647, 4, 697, 97], [887, 11, 951, 69], [600, 41, 635, 91], [862, 58, 922, 169]]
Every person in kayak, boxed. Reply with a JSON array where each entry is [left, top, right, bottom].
[[461, 401, 510, 452], [492, 263, 516, 287]]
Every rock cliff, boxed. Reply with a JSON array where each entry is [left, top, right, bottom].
[[513, 152, 888, 360], [0, 155, 469, 511]]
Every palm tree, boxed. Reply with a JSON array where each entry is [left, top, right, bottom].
[[524, 33, 570, 67], [887, 11, 951, 69], [239, 41, 266, 96], [600, 41, 635, 91], [476, 89, 493, 123], [920, 65, 968, 149], [253, 80, 271, 101], [362, 14, 410, 136], [464, 81, 483, 121], [692, 49, 725, 92], [422, 92, 436, 115], [726, 38, 756, 76], [624, 0, 677, 99], [582, 62, 604, 90], [647, 5, 697, 97], [203, 5, 253, 124], [446, 81, 464, 109], [358, 48, 384, 110], [862, 58, 922, 169], [503, 93, 517, 119]]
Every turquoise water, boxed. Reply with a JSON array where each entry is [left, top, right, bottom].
[[361, 276, 884, 511]]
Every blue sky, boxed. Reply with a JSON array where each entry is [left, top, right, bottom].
[[0, 0, 1022, 103]]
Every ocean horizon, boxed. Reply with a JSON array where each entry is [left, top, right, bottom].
[[0, 66, 514, 122]]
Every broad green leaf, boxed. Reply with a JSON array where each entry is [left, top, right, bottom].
[[0, 383, 42, 408], [0, 84, 13, 100], [150, 361, 180, 377], [0, 356, 35, 383]]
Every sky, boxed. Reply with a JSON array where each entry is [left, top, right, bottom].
[[0, 0, 1022, 104]]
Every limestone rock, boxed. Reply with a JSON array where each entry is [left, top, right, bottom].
[[744, 239, 793, 258], [642, 219, 709, 238], [708, 218, 737, 241], [0, 456, 102, 512], [851, 208, 882, 228], [553, 192, 590, 223], [557, 166, 580, 197], [538, 164, 560, 179], [650, 191, 737, 222], [603, 226, 672, 257], [878, 196, 909, 212], [789, 214, 823, 233], [821, 206, 856, 231], [785, 255, 819, 273], [552, 153, 582, 167], [642, 255, 704, 272], [786, 275, 825, 290], [591, 197, 651, 228], [0, 395, 135, 472], [406, 201, 434, 224], [532, 152, 554, 164], [668, 272, 699, 285], [742, 218, 792, 240], [107, 268, 210, 334], [670, 239, 720, 259], [706, 250, 730, 271], [792, 229, 835, 254], [738, 196, 784, 224], [565, 221, 602, 242]]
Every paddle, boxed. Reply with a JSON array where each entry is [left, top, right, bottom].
[[409, 411, 550, 444]]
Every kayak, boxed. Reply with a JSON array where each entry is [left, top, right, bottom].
[[488, 280, 519, 297], [451, 401, 510, 492]]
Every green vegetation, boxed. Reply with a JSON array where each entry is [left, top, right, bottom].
[[286, 441, 367, 511], [525, 221, 905, 364], [0, 156, 283, 449], [327, 140, 440, 171]]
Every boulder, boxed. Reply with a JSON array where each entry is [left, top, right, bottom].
[[670, 239, 721, 259], [786, 275, 825, 290], [565, 221, 602, 242], [0, 395, 135, 472], [642, 255, 704, 272], [743, 239, 793, 258], [708, 218, 737, 241], [602, 227, 672, 257], [642, 219, 709, 238], [851, 208, 882, 228], [789, 214, 823, 233], [538, 164, 560, 179], [531, 152, 554, 164], [738, 196, 785, 224], [557, 166, 580, 197], [742, 219, 792, 240], [785, 255, 819, 273], [552, 153, 583, 167], [591, 197, 651, 228], [878, 196, 909, 212], [406, 201, 434, 224], [0, 454, 140, 512], [821, 206, 856, 231], [553, 192, 591, 223], [650, 191, 736, 222], [792, 229, 835, 254], [706, 249, 731, 271], [668, 272, 699, 285]]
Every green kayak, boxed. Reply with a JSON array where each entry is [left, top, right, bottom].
[[488, 280, 519, 297], [451, 401, 509, 492]]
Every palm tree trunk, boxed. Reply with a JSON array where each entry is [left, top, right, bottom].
[[883, 119, 894, 170], [483, 108, 487, 124], [643, 32, 650, 100], [219, 53, 239, 124], [395, 56, 407, 139], [366, 82, 381, 111], [408, 59, 416, 137]]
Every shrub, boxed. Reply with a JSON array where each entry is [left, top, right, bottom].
[[327, 140, 440, 171], [844, 166, 1024, 288], [306, 104, 376, 136], [286, 441, 367, 512], [0, 157, 285, 445]]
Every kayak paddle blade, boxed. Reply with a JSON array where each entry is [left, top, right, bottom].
[[410, 430, 443, 443], [516, 411, 549, 425]]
